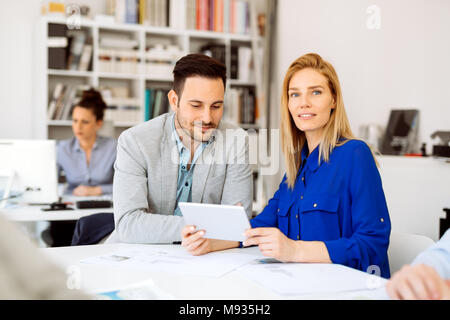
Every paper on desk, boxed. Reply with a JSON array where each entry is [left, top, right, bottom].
[[80, 245, 259, 278], [95, 279, 175, 300], [237, 261, 387, 296]]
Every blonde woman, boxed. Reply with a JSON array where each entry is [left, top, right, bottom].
[[181, 53, 391, 278]]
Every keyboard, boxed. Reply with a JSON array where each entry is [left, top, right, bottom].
[[75, 200, 113, 209]]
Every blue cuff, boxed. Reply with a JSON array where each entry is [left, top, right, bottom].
[[238, 241, 243, 248], [323, 239, 348, 266]]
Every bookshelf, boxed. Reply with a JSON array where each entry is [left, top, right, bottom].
[[34, 0, 270, 214]]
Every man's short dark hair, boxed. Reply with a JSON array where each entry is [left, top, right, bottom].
[[172, 53, 227, 99]]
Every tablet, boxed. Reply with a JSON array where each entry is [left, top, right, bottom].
[[178, 202, 251, 242]]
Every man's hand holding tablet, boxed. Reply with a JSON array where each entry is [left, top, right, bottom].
[[180, 202, 246, 256]]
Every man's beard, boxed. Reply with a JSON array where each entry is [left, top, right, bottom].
[[175, 112, 218, 143]]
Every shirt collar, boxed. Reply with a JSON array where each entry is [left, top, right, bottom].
[[301, 143, 321, 172], [73, 137, 100, 152]]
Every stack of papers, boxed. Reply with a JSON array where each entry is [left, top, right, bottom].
[[81, 245, 259, 278]]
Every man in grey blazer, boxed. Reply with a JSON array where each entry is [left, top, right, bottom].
[[106, 54, 252, 245]]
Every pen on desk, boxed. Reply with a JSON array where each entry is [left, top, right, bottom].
[[172, 241, 182, 245]]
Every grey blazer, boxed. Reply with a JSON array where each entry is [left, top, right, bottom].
[[106, 112, 253, 244]]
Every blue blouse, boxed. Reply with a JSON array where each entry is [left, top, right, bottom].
[[251, 139, 391, 278], [57, 136, 117, 195]]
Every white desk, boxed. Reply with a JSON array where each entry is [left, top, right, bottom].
[[0, 205, 110, 222], [40, 243, 390, 300]]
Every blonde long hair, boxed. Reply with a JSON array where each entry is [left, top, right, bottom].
[[281, 53, 377, 189]]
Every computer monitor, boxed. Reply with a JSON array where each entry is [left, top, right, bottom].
[[0, 139, 59, 205]]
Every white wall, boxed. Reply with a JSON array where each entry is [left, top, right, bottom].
[[0, 0, 107, 139], [0, 1, 40, 139], [274, 0, 450, 153]]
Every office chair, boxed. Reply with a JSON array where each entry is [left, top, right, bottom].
[[388, 231, 435, 275], [71, 212, 114, 246]]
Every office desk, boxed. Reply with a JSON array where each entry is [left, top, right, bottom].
[[0, 205, 112, 247], [0, 205, 110, 222], [41, 243, 390, 300], [0, 194, 113, 222]]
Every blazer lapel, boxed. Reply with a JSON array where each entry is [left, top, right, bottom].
[[160, 117, 179, 214]]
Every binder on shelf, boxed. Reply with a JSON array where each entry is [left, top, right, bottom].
[[48, 23, 68, 70]]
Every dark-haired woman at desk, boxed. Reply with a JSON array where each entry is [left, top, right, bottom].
[[43, 89, 117, 247]]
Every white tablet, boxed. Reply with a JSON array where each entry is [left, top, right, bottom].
[[178, 202, 251, 242]]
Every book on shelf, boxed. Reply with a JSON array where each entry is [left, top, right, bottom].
[[169, 0, 186, 29], [186, 0, 197, 30], [59, 86, 76, 120], [48, 84, 89, 120], [224, 87, 256, 125], [125, 0, 139, 24], [144, 89, 153, 121], [104, 0, 249, 32], [78, 44, 93, 71], [144, 87, 170, 120], [152, 90, 163, 118], [47, 83, 65, 120], [52, 85, 67, 120], [200, 43, 226, 65], [105, 106, 141, 123], [230, 45, 253, 81], [237, 46, 253, 82], [109, 0, 169, 27], [99, 35, 139, 49]]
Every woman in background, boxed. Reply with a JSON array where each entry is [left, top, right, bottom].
[[57, 88, 116, 196], [43, 89, 117, 246]]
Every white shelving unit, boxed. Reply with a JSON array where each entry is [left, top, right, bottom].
[[34, 6, 269, 214], [35, 15, 262, 139]]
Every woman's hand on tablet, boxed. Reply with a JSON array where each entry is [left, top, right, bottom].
[[243, 227, 299, 262]]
